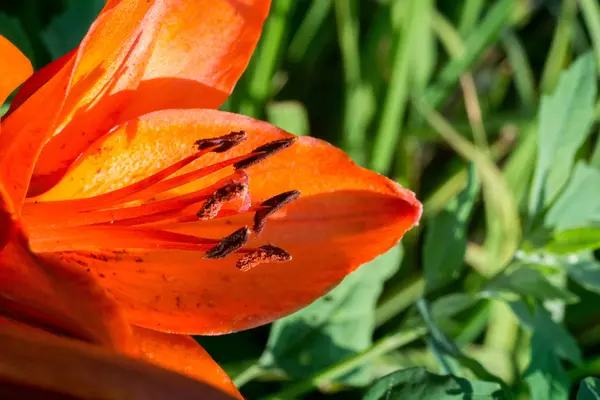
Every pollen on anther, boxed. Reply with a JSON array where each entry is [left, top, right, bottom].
[[204, 226, 250, 259], [236, 245, 292, 272], [197, 182, 248, 220], [233, 137, 297, 170], [194, 131, 247, 153], [254, 190, 301, 234]]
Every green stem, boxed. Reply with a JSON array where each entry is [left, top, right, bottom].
[[484, 301, 519, 357], [233, 364, 264, 389], [334, 0, 367, 164], [264, 327, 427, 400], [239, 0, 296, 118], [369, 1, 414, 173], [287, 0, 333, 63], [424, 0, 516, 108], [502, 31, 537, 111], [581, 0, 600, 71], [458, 0, 486, 36], [423, 135, 514, 217], [375, 276, 424, 327], [540, 0, 577, 93]]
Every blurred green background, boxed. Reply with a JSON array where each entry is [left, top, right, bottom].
[[5, 0, 600, 399]]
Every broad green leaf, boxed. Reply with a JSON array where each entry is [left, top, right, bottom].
[[0, 13, 34, 64], [42, 0, 105, 59], [578, 377, 600, 399], [266, 101, 310, 136], [416, 300, 505, 388], [423, 164, 480, 291], [484, 263, 578, 303], [524, 331, 570, 400], [566, 259, 600, 294], [363, 367, 505, 400], [546, 163, 600, 230], [529, 53, 597, 218], [509, 301, 582, 365], [259, 246, 403, 385], [547, 228, 600, 254]]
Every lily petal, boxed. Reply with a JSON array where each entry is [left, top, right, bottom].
[[0, 322, 236, 399], [34, 110, 421, 333], [27, 0, 166, 196], [121, 0, 272, 118], [0, 52, 75, 210], [0, 36, 32, 107], [0, 187, 134, 352], [29, 0, 271, 196], [7, 49, 77, 114], [133, 327, 243, 399]]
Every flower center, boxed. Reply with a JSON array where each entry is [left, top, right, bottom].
[[22, 132, 299, 271]]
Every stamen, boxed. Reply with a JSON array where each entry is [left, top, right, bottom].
[[236, 245, 292, 272], [195, 131, 247, 153], [204, 227, 250, 259], [26, 131, 249, 214], [234, 138, 297, 170], [197, 182, 248, 220], [254, 190, 301, 234], [29, 226, 223, 253], [26, 174, 247, 229], [26, 148, 214, 215], [26, 133, 298, 270]]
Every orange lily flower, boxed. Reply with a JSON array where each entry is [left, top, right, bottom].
[[0, 0, 421, 397]]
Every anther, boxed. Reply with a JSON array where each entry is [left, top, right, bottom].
[[197, 182, 248, 220], [236, 245, 292, 271], [234, 137, 297, 170], [204, 227, 250, 259], [195, 131, 248, 153], [254, 190, 301, 234]]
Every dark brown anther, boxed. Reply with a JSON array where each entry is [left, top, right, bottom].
[[204, 227, 250, 259], [233, 137, 297, 170], [253, 190, 301, 234], [195, 131, 247, 153], [236, 245, 292, 272], [197, 182, 247, 220]]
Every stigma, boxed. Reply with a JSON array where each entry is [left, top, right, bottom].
[[24, 132, 299, 271]]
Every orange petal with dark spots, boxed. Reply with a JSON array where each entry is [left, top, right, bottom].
[[0, 187, 134, 352], [133, 327, 243, 399], [32, 110, 421, 334], [0, 322, 236, 399]]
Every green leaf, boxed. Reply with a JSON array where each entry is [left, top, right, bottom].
[[524, 332, 570, 400], [547, 228, 600, 254], [266, 101, 310, 136], [546, 162, 600, 230], [0, 13, 34, 64], [578, 377, 600, 399], [363, 367, 505, 400], [566, 259, 600, 294], [423, 164, 480, 291], [510, 301, 582, 365], [529, 53, 597, 218], [259, 246, 403, 385], [484, 263, 579, 303], [416, 299, 506, 389], [42, 0, 105, 59]]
